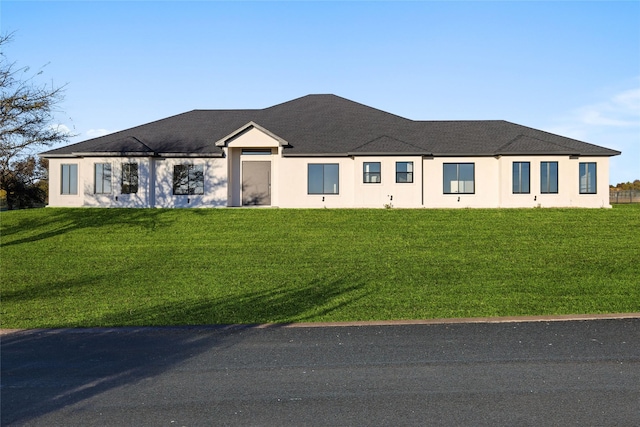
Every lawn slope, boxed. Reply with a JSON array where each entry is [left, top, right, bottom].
[[2, 206, 639, 328]]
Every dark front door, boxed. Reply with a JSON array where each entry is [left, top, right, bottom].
[[242, 161, 271, 206]]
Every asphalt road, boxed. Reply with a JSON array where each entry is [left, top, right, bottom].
[[2, 318, 639, 426]]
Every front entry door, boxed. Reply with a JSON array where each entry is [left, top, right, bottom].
[[242, 161, 271, 206]]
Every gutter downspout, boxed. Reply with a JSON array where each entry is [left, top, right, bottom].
[[149, 157, 156, 208], [421, 159, 424, 206], [496, 155, 502, 208]]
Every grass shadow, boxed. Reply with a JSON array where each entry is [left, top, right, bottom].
[[0, 208, 172, 248], [96, 277, 369, 327], [1, 277, 366, 424]]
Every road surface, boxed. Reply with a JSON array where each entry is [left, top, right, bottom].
[[2, 318, 639, 426]]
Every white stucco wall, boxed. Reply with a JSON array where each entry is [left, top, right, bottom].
[[47, 157, 153, 207], [496, 155, 612, 208], [277, 157, 356, 208], [154, 158, 227, 208], [48, 158, 84, 207], [422, 157, 500, 208], [47, 156, 227, 208], [46, 153, 613, 209], [420, 155, 612, 209], [352, 157, 423, 208]]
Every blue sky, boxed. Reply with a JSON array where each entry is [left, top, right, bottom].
[[2, 1, 639, 184]]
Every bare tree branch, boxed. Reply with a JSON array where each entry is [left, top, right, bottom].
[[0, 32, 74, 209]]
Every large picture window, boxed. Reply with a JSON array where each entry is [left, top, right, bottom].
[[121, 163, 139, 194], [540, 162, 558, 194], [579, 162, 597, 194], [94, 163, 112, 194], [512, 162, 530, 194], [363, 162, 381, 183], [61, 164, 78, 195], [443, 163, 475, 194], [396, 162, 413, 183], [173, 164, 204, 195], [308, 164, 339, 194]]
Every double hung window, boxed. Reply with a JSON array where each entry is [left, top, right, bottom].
[[579, 162, 597, 194], [363, 162, 381, 183], [61, 164, 78, 195], [540, 162, 558, 194], [121, 163, 139, 194], [173, 164, 204, 195], [94, 163, 112, 194], [308, 164, 339, 194], [512, 162, 530, 194], [443, 163, 475, 194]]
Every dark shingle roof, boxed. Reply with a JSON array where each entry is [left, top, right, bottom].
[[42, 94, 621, 158]]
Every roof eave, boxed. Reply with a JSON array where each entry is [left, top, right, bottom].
[[74, 151, 155, 157], [40, 151, 156, 158], [495, 151, 621, 157], [282, 152, 351, 158], [346, 151, 432, 157], [156, 152, 224, 158], [495, 151, 578, 157]]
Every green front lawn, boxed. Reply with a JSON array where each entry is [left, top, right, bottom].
[[1, 206, 639, 328]]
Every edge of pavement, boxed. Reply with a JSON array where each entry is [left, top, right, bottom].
[[2, 312, 639, 336]]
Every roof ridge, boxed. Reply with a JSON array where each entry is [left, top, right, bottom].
[[497, 133, 578, 154], [129, 136, 156, 153], [352, 134, 425, 152], [416, 119, 507, 123], [500, 121, 586, 146]]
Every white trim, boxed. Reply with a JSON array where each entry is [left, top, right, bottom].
[[214, 122, 289, 147]]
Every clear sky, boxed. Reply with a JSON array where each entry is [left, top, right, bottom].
[[2, 1, 639, 184]]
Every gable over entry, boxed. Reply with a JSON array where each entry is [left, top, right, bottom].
[[219, 123, 287, 207]]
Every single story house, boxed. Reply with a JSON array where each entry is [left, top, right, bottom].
[[41, 94, 620, 208]]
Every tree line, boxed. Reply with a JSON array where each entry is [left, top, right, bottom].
[[610, 180, 640, 192]]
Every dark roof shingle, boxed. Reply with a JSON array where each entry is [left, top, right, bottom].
[[42, 94, 621, 158]]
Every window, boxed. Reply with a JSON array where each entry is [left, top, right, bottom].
[[61, 164, 78, 195], [94, 163, 112, 194], [579, 162, 597, 194], [363, 162, 381, 183], [540, 162, 558, 194], [512, 162, 530, 194], [241, 149, 272, 155], [121, 163, 139, 194], [173, 164, 204, 195], [396, 162, 413, 183], [308, 164, 339, 194], [443, 163, 475, 194]]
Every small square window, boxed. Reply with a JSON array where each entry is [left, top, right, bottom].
[[173, 164, 204, 195], [363, 162, 381, 183], [396, 162, 413, 183]]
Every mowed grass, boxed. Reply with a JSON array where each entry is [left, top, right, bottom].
[[1, 206, 639, 328]]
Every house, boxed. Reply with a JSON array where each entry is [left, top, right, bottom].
[[41, 94, 620, 209]]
